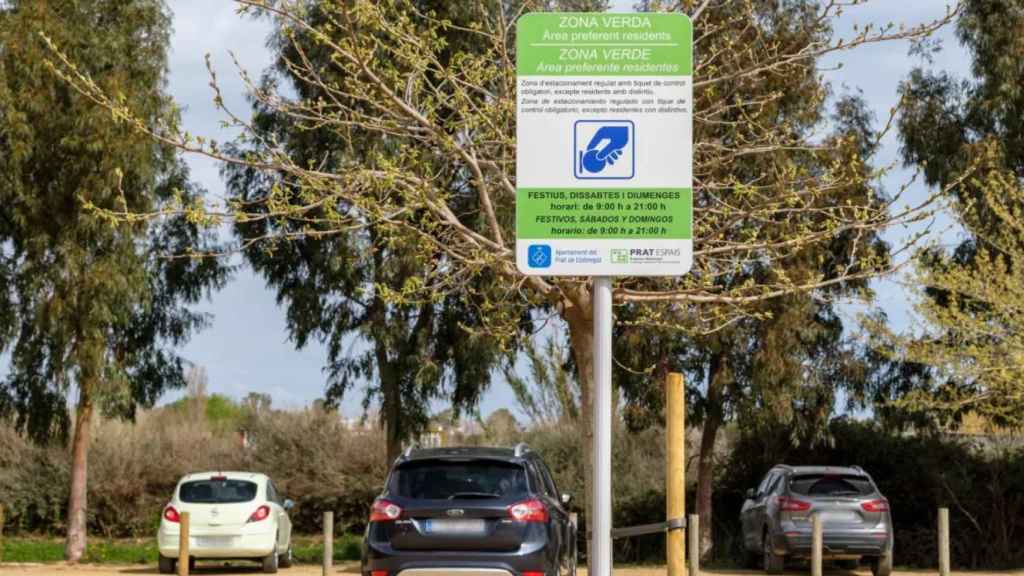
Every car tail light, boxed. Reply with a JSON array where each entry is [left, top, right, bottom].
[[862, 499, 889, 512], [163, 506, 180, 523], [777, 496, 812, 512], [211, 475, 227, 481], [508, 499, 549, 523], [370, 571, 388, 576], [523, 572, 545, 576], [369, 499, 402, 522], [248, 505, 271, 523]]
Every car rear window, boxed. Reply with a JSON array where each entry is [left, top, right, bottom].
[[789, 474, 875, 496], [179, 479, 258, 503], [390, 460, 529, 500]]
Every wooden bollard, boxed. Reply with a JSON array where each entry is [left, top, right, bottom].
[[688, 514, 700, 576], [178, 511, 190, 576], [0, 503, 5, 563], [812, 513, 823, 576], [939, 508, 951, 576], [323, 511, 334, 576], [666, 372, 686, 576]]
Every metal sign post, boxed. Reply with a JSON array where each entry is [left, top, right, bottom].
[[516, 12, 693, 576], [592, 275, 614, 576]]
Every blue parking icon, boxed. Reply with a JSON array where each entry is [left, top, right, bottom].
[[528, 245, 552, 269], [574, 120, 635, 180]]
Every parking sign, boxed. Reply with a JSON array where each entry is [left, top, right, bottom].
[[516, 13, 693, 276]]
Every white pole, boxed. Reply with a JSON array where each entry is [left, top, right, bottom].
[[592, 276, 613, 576]]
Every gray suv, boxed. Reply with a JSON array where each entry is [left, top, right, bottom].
[[741, 465, 893, 576]]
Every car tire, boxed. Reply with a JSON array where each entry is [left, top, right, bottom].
[[745, 549, 762, 569], [837, 559, 860, 570], [279, 544, 293, 568], [158, 555, 175, 574], [871, 551, 893, 576], [763, 530, 784, 575], [262, 548, 279, 574]]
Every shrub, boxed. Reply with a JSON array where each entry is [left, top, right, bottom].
[[0, 425, 67, 534], [242, 408, 386, 534], [0, 401, 385, 537]]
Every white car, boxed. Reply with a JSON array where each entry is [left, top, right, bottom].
[[157, 471, 294, 574]]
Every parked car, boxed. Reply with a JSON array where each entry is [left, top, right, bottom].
[[157, 471, 294, 574], [741, 465, 893, 576], [362, 444, 577, 576]]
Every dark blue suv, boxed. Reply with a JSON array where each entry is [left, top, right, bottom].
[[362, 445, 577, 576]]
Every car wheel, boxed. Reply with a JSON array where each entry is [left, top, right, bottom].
[[262, 547, 279, 574], [745, 549, 762, 569], [158, 555, 175, 574], [279, 544, 294, 568], [837, 559, 860, 570], [871, 552, 892, 576], [763, 530, 784, 575]]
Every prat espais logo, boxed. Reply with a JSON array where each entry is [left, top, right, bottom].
[[611, 249, 630, 264]]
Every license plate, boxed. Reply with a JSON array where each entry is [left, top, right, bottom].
[[820, 511, 860, 522], [193, 536, 235, 548], [424, 519, 486, 535]]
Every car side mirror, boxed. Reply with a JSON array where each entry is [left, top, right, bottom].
[[561, 493, 572, 506], [283, 499, 295, 510], [745, 488, 756, 499]]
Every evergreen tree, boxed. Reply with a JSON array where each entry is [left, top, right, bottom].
[[0, 0, 227, 561], [881, 0, 1024, 426]]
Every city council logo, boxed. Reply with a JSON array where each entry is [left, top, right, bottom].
[[528, 244, 552, 269]]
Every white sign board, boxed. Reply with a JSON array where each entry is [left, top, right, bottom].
[[516, 13, 694, 276]]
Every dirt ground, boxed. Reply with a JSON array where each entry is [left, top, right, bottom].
[[2, 564, 1023, 576]]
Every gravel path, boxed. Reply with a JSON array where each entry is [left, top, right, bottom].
[[2, 564, 1023, 576]]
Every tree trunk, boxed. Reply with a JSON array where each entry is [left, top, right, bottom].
[[697, 351, 727, 562], [65, 390, 93, 563], [563, 287, 594, 571], [381, 363, 403, 466]]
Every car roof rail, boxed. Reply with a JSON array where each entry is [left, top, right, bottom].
[[402, 443, 419, 459], [513, 442, 531, 457]]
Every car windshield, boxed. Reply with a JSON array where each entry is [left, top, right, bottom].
[[789, 474, 874, 496], [390, 460, 529, 500], [179, 479, 258, 503]]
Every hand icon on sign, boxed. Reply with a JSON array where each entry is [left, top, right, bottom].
[[581, 125, 630, 174]]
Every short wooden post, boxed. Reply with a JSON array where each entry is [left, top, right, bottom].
[[666, 372, 686, 576], [812, 513, 823, 576], [569, 513, 579, 569], [0, 503, 6, 563], [938, 508, 951, 576], [323, 510, 334, 576], [178, 511, 190, 576], [688, 514, 700, 576]]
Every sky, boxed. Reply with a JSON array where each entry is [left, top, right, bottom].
[[165, 1, 971, 419]]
